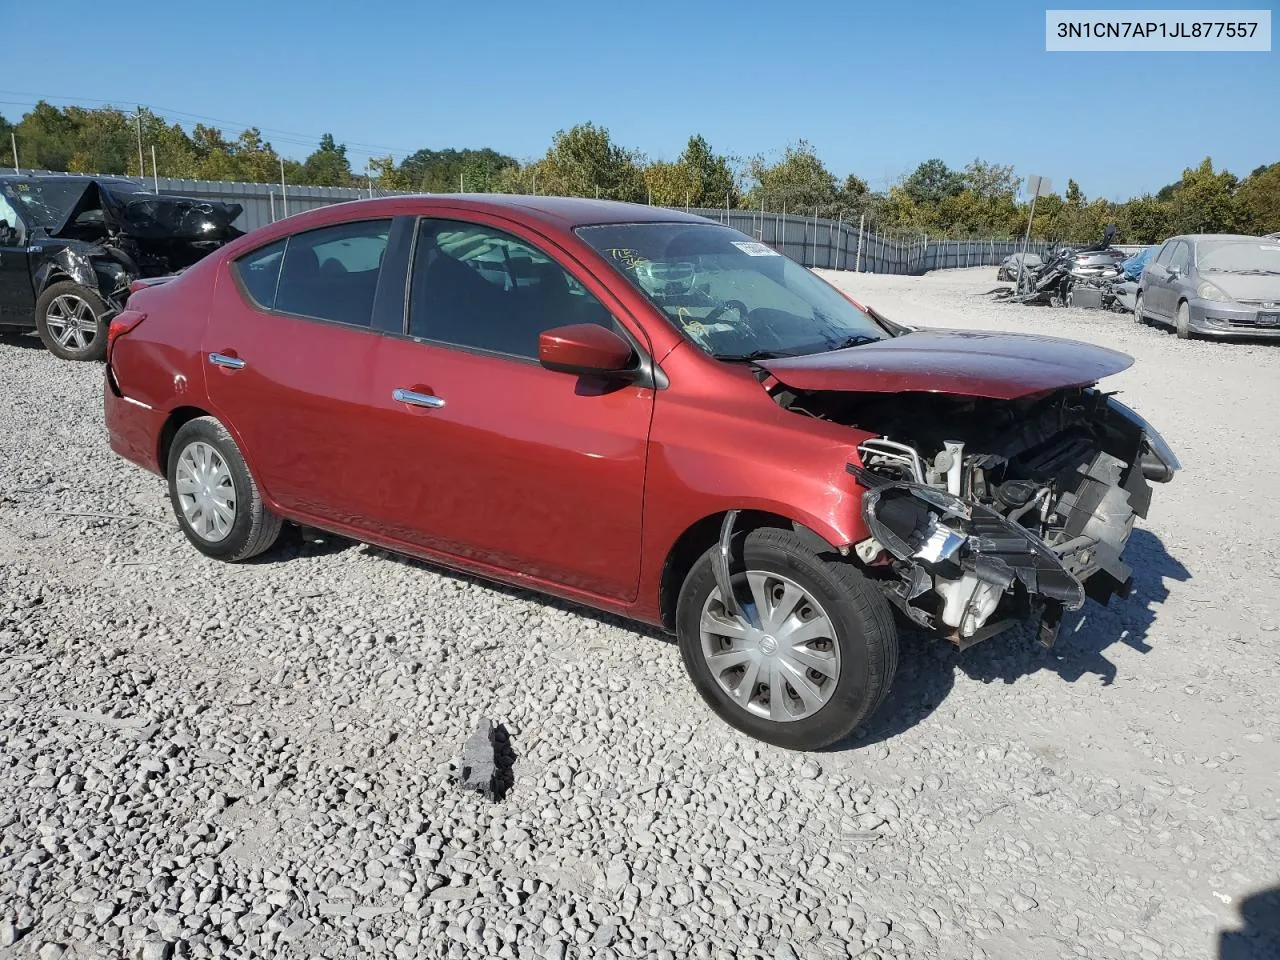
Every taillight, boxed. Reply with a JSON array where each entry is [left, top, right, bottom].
[[106, 310, 146, 359]]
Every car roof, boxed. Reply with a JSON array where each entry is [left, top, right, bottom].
[[377, 194, 716, 231], [1173, 234, 1266, 243]]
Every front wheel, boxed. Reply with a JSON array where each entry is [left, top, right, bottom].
[[167, 417, 283, 562], [1175, 301, 1193, 339], [676, 528, 898, 750], [1134, 292, 1147, 325], [34, 281, 110, 361]]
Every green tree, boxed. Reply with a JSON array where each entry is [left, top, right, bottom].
[[678, 134, 737, 207], [1235, 162, 1280, 235], [642, 159, 700, 207], [902, 158, 964, 208], [531, 123, 645, 202], [1169, 158, 1238, 234], [746, 140, 839, 212], [1117, 195, 1172, 244], [398, 147, 517, 192], [300, 133, 354, 187]]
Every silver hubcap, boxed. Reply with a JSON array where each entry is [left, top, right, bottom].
[[45, 294, 99, 350], [175, 442, 236, 542], [699, 571, 841, 723]]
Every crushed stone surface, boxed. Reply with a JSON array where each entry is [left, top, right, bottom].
[[0, 267, 1277, 959]]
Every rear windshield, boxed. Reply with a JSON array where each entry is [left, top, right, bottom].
[[0, 180, 91, 227], [1198, 240, 1280, 274]]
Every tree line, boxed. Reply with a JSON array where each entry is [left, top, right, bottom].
[[3, 101, 1277, 243]]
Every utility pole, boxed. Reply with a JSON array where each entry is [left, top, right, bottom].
[[1014, 175, 1049, 297], [10, 133, 18, 174], [134, 107, 145, 179], [151, 145, 159, 194], [280, 157, 289, 217]]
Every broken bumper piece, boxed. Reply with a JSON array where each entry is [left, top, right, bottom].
[[848, 464, 1088, 648]]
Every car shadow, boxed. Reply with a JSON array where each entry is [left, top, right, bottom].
[[0, 330, 44, 350], [1218, 885, 1280, 959], [358, 543, 673, 643], [834, 527, 1190, 750]]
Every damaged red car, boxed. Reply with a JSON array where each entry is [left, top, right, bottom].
[[104, 197, 1178, 749]]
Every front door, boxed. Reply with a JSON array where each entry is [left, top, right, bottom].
[[1146, 240, 1179, 319], [0, 192, 33, 327], [366, 215, 654, 602], [201, 217, 398, 527]]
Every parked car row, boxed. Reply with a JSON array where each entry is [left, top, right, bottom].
[[1134, 234, 1280, 339], [99, 194, 1179, 748], [997, 228, 1280, 341], [0, 174, 243, 360]]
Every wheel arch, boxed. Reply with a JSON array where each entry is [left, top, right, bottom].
[[657, 509, 845, 633], [158, 406, 215, 473]]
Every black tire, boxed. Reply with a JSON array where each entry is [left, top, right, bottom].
[[1133, 292, 1146, 325], [34, 281, 110, 362], [166, 417, 283, 562], [1175, 301, 1193, 340], [675, 527, 898, 750]]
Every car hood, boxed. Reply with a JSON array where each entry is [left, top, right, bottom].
[[758, 329, 1133, 400], [1201, 273, 1280, 303]]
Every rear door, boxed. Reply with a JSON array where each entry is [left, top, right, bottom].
[[202, 216, 409, 525], [0, 191, 34, 327], [364, 214, 655, 601]]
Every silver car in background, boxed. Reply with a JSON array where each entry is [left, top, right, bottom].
[[1135, 234, 1280, 339]]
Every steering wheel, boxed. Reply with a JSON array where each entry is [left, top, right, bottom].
[[702, 300, 750, 325]]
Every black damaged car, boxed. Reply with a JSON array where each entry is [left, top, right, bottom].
[[0, 175, 243, 360]]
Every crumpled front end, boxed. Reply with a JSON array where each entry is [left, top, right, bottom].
[[820, 389, 1176, 648]]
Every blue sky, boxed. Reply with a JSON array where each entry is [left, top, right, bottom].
[[3, 0, 1276, 200]]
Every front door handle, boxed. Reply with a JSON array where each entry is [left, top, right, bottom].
[[392, 388, 445, 409], [208, 353, 246, 370]]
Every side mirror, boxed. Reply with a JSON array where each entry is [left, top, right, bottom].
[[539, 324, 635, 377], [1166, 265, 1181, 279]]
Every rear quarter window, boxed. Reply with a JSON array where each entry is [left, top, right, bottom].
[[233, 239, 286, 309]]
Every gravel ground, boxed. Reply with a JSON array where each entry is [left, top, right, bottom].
[[1, 266, 1278, 960]]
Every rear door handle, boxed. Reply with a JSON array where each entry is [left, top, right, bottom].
[[208, 353, 246, 370], [392, 388, 445, 409]]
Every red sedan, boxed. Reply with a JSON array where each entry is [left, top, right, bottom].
[[104, 196, 1177, 749]]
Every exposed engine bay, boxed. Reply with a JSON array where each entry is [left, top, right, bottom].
[[773, 385, 1180, 648]]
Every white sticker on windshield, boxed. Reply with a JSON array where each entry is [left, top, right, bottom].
[[731, 241, 780, 257]]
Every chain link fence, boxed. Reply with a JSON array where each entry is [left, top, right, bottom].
[[20, 171, 1060, 274], [679, 206, 1062, 274]]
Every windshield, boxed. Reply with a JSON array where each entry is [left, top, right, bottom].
[[1198, 240, 1280, 275], [576, 222, 889, 359]]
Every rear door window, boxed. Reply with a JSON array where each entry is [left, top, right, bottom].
[[273, 219, 392, 327], [1169, 241, 1191, 273], [1152, 242, 1174, 266]]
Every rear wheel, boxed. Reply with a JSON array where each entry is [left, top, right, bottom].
[[34, 281, 110, 361], [1175, 301, 1193, 339], [167, 417, 282, 562], [676, 527, 898, 750]]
